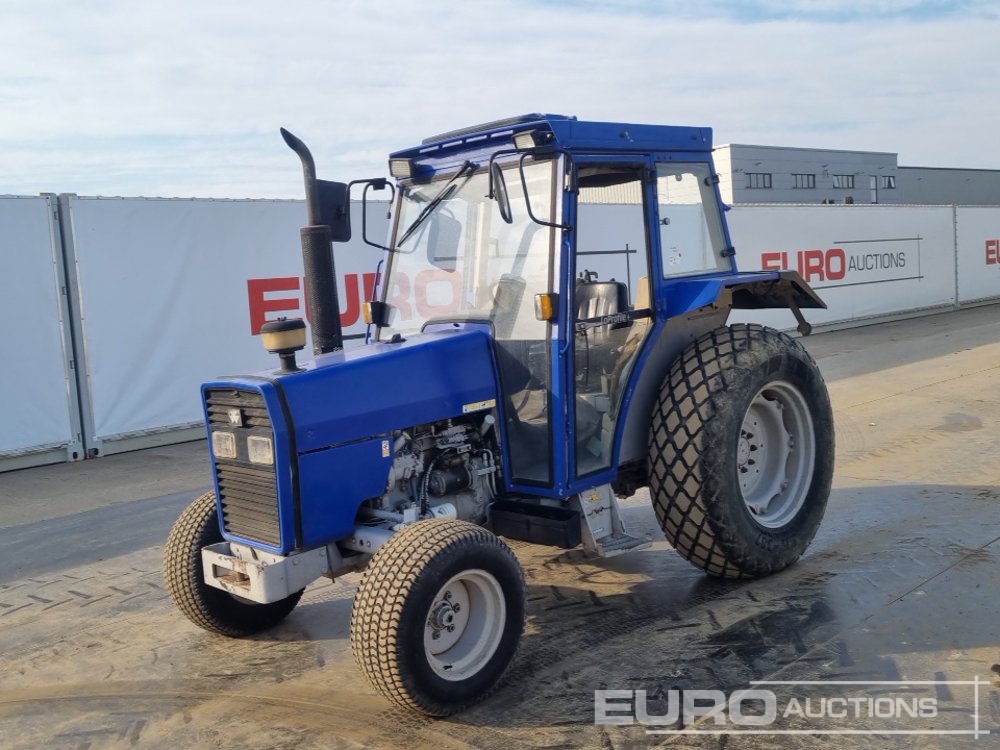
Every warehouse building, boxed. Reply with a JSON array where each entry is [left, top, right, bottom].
[[714, 144, 1000, 206]]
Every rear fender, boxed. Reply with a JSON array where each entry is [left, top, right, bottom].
[[727, 270, 826, 312], [726, 270, 826, 336], [616, 271, 825, 468]]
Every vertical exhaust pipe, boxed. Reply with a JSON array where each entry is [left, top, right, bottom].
[[280, 127, 343, 355]]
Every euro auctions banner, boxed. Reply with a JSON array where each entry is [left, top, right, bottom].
[[64, 197, 387, 448], [727, 205, 957, 329], [0, 196, 79, 463], [955, 206, 1000, 303], [58, 197, 977, 452]]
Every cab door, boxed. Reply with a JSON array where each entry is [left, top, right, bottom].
[[568, 162, 654, 480]]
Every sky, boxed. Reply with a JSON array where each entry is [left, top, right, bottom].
[[2, 0, 998, 199]]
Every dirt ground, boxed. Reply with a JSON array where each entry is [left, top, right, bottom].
[[1, 306, 998, 749]]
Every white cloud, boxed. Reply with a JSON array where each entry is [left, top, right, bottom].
[[1, 0, 997, 197]]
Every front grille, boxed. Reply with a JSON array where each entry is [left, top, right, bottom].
[[205, 388, 281, 547]]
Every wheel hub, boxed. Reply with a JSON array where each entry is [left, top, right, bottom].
[[737, 435, 752, 466], [426, 584, 470, 652], [737, 382, 816, 529], [423, 569, 506, 681]]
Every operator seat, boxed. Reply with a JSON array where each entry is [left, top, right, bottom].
[[575, 274, 629, 388]]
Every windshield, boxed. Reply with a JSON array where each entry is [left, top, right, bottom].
[[379, 159, 560, 341]]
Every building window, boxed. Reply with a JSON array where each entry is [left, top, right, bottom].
[[746, 172, 772, 189], [881, 175, 896, 189], [793, 173, 816, 189], [832, 174, 855, 189]]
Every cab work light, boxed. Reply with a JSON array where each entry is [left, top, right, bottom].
[[513, 131, 537, 150], [513, 130, 554, 151], [389, 159, 413, 179]]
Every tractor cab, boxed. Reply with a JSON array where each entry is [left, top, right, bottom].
[[373, 115, 766, 497]]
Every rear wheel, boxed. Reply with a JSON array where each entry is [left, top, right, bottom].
[[164, 490, 303, 636], [351, 519, 526, 716], [648, 324, 834, 578]]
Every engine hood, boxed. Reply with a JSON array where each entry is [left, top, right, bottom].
[[251, 329, 499, 454]]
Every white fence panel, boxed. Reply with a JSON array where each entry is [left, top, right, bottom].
[[955, 206, 1000, 304], [62, 196, 387, 454], [0, 196, 82, 468], [727, 205, 957, 329], [51, 196, 990, 456]]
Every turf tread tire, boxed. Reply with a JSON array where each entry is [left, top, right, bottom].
[[164, 490, 303, 637], [351, 518, 526, 716]]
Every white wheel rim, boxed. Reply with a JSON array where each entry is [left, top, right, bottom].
[[423, 569, 506, 681], [738, 381, 816, 529]]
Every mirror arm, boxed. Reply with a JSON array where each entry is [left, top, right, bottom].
[[486, 148, 521, 199], [487, 147, 575, 230], [364, 256, 387, 344], [347, 178, 396, 253], [518, 151, 573, 231]]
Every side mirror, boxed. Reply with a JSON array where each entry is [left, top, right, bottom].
[[490, 161, 514, 224], [316, 180, 351, 242]]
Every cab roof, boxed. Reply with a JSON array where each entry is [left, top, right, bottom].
[[390, 114, 713, 161]]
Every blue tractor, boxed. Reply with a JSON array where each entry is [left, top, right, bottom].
[[164, 114, 834, 716]]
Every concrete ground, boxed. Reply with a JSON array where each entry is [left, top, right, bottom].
[[1, 306, 998, 749]]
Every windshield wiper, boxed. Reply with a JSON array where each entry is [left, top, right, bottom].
[[397, 161, 475, 247]]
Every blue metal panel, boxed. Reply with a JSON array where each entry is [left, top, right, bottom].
[[278, 329, 498, 454], [392, 115, 713, 162], [548, 119, 712, 154], [390, 116, 714, 184], [661, 278, 726, 318], [298, 437, 393, 546], [391, 114, 569, 160], [725, 270, 783, 285], [657, 271, 785, 318], [201, 331, 498, 552], [556, 180, 579, 495]]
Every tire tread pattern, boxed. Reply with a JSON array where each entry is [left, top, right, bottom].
[[351, 518, 525, 716], [648, 324, 830, 578], [164, 490, 302, 637]]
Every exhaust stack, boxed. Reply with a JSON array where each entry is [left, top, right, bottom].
[[280, 127, 344, 355]]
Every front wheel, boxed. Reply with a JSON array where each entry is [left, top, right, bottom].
[[164, 490, 303, 636], [351, 519, 526, 716], [648, 324, 834, 578]]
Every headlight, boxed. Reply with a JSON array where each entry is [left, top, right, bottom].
[[247, 435, 274, 466], [212, 431, 237, 460]]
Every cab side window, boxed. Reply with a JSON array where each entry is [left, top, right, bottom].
[[656, 163, 730, 277]]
